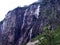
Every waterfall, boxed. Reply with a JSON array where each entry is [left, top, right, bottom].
[[34, 5, 40, 18], [30, 28, 33, 41]]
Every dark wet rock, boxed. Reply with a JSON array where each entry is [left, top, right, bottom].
[[0, 0, 60, 45]]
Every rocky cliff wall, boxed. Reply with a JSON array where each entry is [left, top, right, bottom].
[[0, 0, 60, 45]]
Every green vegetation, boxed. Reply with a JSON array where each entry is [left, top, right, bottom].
[[33, 26, 60, 45]]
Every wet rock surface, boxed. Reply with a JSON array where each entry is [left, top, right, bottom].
[[0, 0, 60, 45]]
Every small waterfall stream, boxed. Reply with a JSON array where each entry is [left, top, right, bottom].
[[30, 28, 33, 41]]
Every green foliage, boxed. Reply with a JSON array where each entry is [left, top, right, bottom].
[[35, 26, 60, 45]]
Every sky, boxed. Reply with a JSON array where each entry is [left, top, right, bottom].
[[0, 0, 38, 21]]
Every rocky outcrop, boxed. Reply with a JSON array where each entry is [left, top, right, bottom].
[[0, 0, 60, 45], [26, 40, 39, 45]]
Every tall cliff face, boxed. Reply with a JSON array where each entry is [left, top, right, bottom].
[[0, 0, 60, 45]]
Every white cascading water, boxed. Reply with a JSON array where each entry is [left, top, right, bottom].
[[30, 28, 33, 41], [29, 5, 40, 41], [34, 5, 40, 18]]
